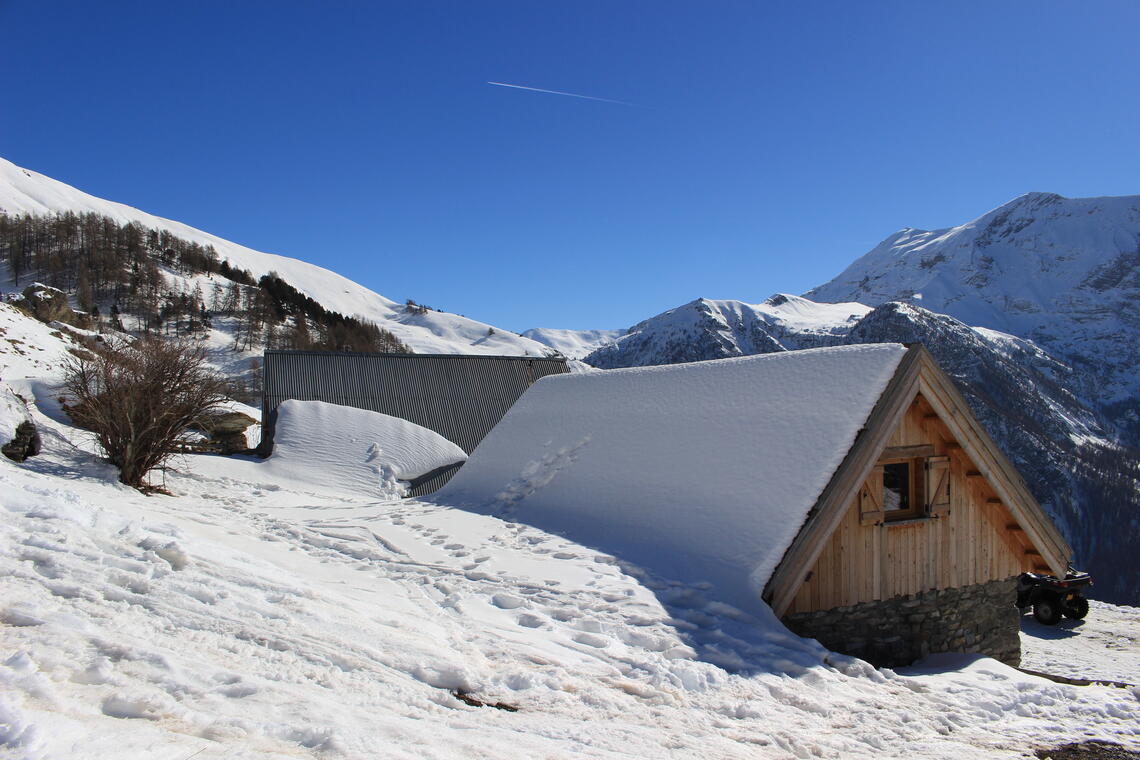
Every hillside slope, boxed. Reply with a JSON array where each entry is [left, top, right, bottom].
[[520, 327, 625, 359], [0, 156, 553, 357]]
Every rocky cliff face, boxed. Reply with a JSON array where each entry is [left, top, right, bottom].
[[585, 296, 1139, 604]]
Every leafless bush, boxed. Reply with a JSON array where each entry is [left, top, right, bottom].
[[63, 336, 229, 491]]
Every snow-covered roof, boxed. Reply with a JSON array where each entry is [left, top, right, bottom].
[[435, 343, 908, 612], [261, 399, 467, 498]]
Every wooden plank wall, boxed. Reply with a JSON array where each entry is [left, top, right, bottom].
[[787, 396, 1029, 615]]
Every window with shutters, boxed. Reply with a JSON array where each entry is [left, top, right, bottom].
[[859, 454, 952, 525]]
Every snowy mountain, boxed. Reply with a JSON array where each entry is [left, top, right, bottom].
[[583, 294, 1140, 604], [519, 327, 625, 359], [0, 156, 554, 358], [806, 191, 1140, 442], [587, 295, 869, 369]]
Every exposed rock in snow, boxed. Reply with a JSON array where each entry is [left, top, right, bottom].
[[0, 383, 39, 461], [9, 283, 88, 329], [586, 294, 869, 369]]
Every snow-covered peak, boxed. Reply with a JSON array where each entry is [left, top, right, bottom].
[[806, 191, 1140, 405], [585, 294, 869, 369], [0, 156, 554, 357]]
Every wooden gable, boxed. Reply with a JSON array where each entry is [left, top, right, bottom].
[[764, 345, 1071, 617]]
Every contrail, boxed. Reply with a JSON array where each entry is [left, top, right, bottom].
[[486, 81, 634, 106]]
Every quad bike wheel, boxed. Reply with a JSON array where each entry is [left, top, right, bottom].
[[1033, 597, 1063, 625], [1062, 596, 1089, 620]]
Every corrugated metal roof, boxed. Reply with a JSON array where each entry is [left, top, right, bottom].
[[260, 350, 569, 494]]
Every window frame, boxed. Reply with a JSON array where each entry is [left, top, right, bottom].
[[879, 456, 926, 522], [859, 451, 952, 526]]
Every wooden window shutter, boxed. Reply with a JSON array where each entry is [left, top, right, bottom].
[[925, 455, 951, 516], [859, 465, 884, 525]]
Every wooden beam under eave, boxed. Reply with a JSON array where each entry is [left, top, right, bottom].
[[765, 347, 925, 616], [978, 497, 1031, 569], [879, 444, 936, 460], [913, 356, 1071, 575], [987, 497, 1002, 505], [966, 470, 982, 478]]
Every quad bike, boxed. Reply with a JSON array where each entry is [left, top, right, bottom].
[[1016, 569, 1092, 625]]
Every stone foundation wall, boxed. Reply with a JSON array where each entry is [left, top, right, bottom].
[[782, 577, 1020, 668]]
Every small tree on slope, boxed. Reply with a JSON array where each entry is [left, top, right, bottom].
[[63, 337, 229, 491]]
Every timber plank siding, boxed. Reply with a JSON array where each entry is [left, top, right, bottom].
[[786, 397, 1028, 615], [260, 350, 569, 495]]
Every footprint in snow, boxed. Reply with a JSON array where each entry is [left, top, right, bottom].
[[517, 613, 545, 628], [464, 570, 494, 581], [491, 594, 525, 610], [572, 632, 610, 648]]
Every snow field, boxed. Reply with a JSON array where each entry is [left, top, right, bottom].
[[1, 308, 1137, 759]]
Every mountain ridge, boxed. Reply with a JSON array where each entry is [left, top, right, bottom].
[[806, 190, 1140, 421]]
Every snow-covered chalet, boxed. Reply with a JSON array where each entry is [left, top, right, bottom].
[[436, 343, 1071, 666]]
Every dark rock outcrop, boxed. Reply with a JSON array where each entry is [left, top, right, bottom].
[[11, 283, 90, 328], [190, 411, 258, 454], [2, 420, 41, 462]]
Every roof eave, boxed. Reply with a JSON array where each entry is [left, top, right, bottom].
[[764, 344, 1072, 617], [765, 345, 924, 615]]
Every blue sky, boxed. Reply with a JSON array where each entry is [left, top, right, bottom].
[[3, 1, 1138, 332]]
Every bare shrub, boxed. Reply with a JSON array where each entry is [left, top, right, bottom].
[[63, 336, 229, 491]]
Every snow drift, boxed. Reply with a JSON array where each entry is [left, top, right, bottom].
[[263, 399, 467, 498], [437, 344, 908, 613]]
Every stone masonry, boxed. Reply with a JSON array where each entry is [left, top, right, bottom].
[[782, 577, 1021, 668]]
